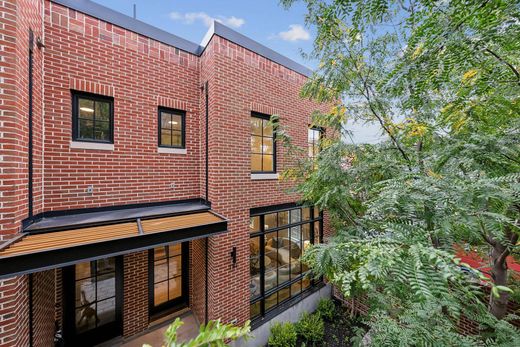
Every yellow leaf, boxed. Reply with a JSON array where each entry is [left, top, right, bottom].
[[462, 69, 478, 83]]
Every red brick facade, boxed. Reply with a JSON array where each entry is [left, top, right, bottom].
[[0, 1, 332, 345]]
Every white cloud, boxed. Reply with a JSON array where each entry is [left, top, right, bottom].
[[276, 24, 310, 42], [169, 11, 245, 29]]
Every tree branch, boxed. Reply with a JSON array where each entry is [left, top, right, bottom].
[[483, 48, 520, 86]]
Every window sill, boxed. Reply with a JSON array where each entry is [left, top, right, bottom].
[[70, 141, 114, 151], [251, 173, 279, 180], [157, 147, 187, 154]]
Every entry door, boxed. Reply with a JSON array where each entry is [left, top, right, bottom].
[[149, 242, 189, 317], [63, 257, 123, 346]]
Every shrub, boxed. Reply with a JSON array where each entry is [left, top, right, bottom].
[[295, 312, 324, 345], [316, 298, 336, 321], [268, 321, 297, 347]]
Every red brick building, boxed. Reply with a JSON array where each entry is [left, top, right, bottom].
[[0, 1, 332, 346]]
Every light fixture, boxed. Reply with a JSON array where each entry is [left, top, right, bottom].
[[79, 107, 94, 113], [169, 120, 178, 125]]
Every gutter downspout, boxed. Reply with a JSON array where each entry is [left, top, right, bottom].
[[204, 81, 209, 324], [28, 30, 34, 219]]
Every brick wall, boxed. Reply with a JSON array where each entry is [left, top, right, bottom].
[[42, 1, 201, 211], [123, 251, 148, 337], [31, 271, 56, 347], [202, 35, 331, 326]]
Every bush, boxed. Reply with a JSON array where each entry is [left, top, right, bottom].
[[295, 312, 324, 345], [316, 298, 336, 321], [268, 321, 297, 347]]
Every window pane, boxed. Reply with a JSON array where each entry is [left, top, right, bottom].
[[290, 209, 301, 224], [161, 112, 172, 129], [161, 129, 172, 146], [168, 277, 182, 300], [314, 207, 320, 218], [154, 259, 168, 282], [314, 222, 321, 244], [250, 237, 261, 299], [95, 121, 110, 141], [97, 298, 116, 326], [308, 128, 315, 142], [170, 114, 182, 131], [251, 117, 262, 136], [263, 137, 273, 155], [264, 213, 277, 230], [251, 135, 262, 153], [172, 130, 182, 146], [96, 273, 115, 301], [75, 262, 92, 280], [169, 244, 182, 256], [265, 232, 278, 290], [97, 258, 115, 274], [250, 216, 260, 233], [154, 246, 167, 260], [291, 280, 301, 297], [302, 276, 311, 290], [75, 278, 95, 308], [168, 256, 182, 278], [302, 208, 311, 221], [308, 145, 315, 158], [265, 292, 277, 311], [79, 98, 94, 119], [250, 301, 261, 319], [263, 119, 273, 137], [262, 155, 273, 172], [279, 286, 290, 303], [154, 281, 168, 306], [277, 229, 291, 285], [277, 211, 288, 226], [76, 304, 96, 333], [78, 119, 94, 139], [251, 154, 262, 172], [95, 101, 110, 121]]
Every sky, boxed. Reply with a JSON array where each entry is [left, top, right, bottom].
[[93, 0, 381, 143]]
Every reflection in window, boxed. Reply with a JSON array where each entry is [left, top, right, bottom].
[[159, 108, 185, 148], [72, 92, 113, 143], [249, 206, 323, 320], [251, 113, 275, 173], [74, 258, 116, 333]]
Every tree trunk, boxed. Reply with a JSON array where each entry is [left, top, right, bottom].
[[488, 242, 510, 319]]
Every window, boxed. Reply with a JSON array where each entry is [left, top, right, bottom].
[[149, 243, 188, 315], [251, 113, 275, 173], [72, 91, 113, 143], [250, 205, 323, 321], [308, 127, 322, 160], [159, 107, 185, 148]]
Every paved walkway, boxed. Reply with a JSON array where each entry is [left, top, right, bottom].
[[120, 312, 199, 347]]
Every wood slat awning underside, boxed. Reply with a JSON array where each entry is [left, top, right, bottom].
[[0, 211, 227, 279]]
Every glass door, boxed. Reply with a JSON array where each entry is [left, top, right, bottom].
[[149, 242, 189, 317], [63, 257, 123, 346]]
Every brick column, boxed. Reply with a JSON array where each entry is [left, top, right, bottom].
[[32, 270, 56, 347], [123, 251, 149, 337]]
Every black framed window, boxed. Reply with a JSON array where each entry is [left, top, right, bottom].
[[249, 205, 323, 321], [308, 127, 322, 160], [159, 107, 185, 148], [251, 112, 276, 173], [149, 242, 188, 317], [72, 91, 113, 143]]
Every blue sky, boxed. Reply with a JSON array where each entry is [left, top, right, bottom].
[[93, 0, 315, 69], [93, 0, 381, 143]]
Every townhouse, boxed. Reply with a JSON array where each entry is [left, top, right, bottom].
[[0, 0, 332, 346]]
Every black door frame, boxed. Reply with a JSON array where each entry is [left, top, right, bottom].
[[62, 256, 124, 346], [148, 242, 189, 319]]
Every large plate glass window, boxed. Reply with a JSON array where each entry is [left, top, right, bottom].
[[249, 205, 323, 321], [251, 112, 275, 173], [159, 107, 185, 148], [72, 91, 113, 143]]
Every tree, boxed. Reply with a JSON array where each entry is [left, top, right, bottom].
[[279, 0, 520, 344], [143, 318, 250, 347]]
